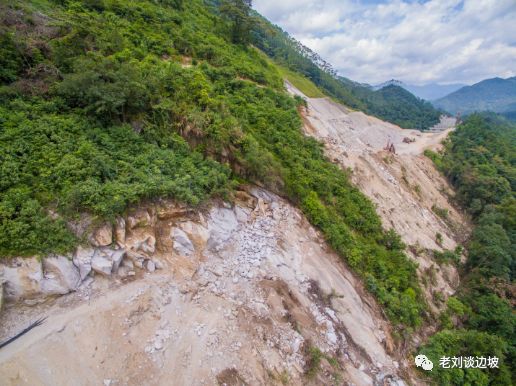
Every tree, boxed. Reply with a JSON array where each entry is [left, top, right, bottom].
[[220, 0, 254, 45]]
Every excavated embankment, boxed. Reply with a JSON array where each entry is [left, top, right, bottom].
[[287, 81, 470, 318], [0, 187, 406, 385], [0, 83, 469, 386]]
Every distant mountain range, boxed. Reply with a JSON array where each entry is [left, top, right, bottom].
[[432, 77, 516, 117], [373, 79, 466, 100]]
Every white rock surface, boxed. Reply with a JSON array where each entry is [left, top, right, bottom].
[[73, 246, 95, 280], [41, 255, 81, 295], [171, 227, 194, 256], [91, 254, 114, 276], [206, 207, 238, 251]]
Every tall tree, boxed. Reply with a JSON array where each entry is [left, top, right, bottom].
[[220, 0, 253, 45]]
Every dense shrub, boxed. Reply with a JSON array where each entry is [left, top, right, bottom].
[[0, 0, 425, 328], [422, 114, 515, 384]]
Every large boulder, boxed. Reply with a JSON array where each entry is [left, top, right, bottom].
[[90, 224, 113, 247], [206, 207, 238, 251], [91, 252, 114, 276], [41, 255, 81, 296], [171, 228, 195, 256], [0, 258, 44, 302], [73, 246, 95, 280]]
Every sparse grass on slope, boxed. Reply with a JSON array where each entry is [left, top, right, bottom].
[[276, 64, 326, 98]]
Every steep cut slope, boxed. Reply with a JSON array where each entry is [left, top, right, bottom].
[[0, 188, 408, 385], [287, 82, 470, 315]]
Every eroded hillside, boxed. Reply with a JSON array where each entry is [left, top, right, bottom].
[[287, 82, 470, 317], [1, 188, 407, 386]]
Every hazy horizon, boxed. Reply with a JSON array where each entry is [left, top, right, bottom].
[[253, 0, 516, 86]]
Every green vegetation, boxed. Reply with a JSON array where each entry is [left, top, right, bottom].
[[431, 204, 449, 220], [433, 246, 462, 265], [304, 346, 340, 379], [275, 63, 325, 98], [422, 113, 515, 385], [433, 76, 516, 117], [251, 18, 441, 130], [0, 0, 426, 328]]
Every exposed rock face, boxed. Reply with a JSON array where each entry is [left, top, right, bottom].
[[41, 256, 81, 295], [115, 217, 126, 246], [171, 227, 194, 256], [91, 253, 114, 276], [0, 258, 43, 302], [287, 81, 468, 314], [206, 207, 238, 251], [0, 189, 409, 385], [73, 246, 95, 280], [0, 256, 81, 302], [90, 224, 113, 247]]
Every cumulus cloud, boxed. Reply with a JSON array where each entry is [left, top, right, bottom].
[[253, 0, 516, 85]]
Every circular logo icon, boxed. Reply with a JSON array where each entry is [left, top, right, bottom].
[[415, 354, 434, 371]]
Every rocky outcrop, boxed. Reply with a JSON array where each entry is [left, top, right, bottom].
[[41, 256, 81, 295], [0, 189, 408, 385], [287, 81, 468, 314], [1, 256, 81, 302], [171, 227, 194, 256], [73, 246, 95, 280], [89, 224, 113, 247]]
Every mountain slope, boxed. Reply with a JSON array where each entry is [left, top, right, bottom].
[[287, 81, 466, 316], [355, 84, 444, 130], [374, 80, 466, 101], [251, 17, 442, 130], [433, 76, 516, 115], [422, 113, 515, 385]]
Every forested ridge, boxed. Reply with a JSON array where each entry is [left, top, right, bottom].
[[0, 0, 426, 329], [423, 113, 515, 385], [251, 17, 442, 130]]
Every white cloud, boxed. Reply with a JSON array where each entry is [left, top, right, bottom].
[[253, 0, 516, 85]]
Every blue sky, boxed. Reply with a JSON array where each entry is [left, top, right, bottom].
[[253, 0, 516, 85]]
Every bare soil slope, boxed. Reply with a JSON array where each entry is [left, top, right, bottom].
[[288, 81, 469, 315], [0, 188, 407, 386]]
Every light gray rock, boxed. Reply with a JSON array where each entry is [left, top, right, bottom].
[[110, 249, 126, 273], [73, 246, 95, 280], [91, 254, 113, 276], [146, 260, 156, 273], [234, 206, 250, 223], [172, 228, 194, 256], [153, 259, 163, 270], [41, 255, 81, 295], [206, 207, 238, 251], [0, 258, 43, 302]]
